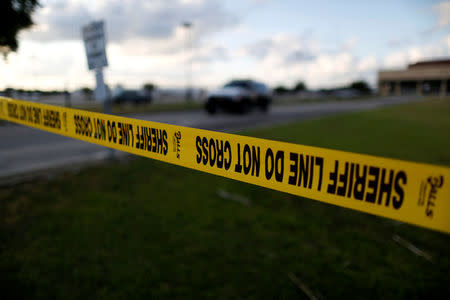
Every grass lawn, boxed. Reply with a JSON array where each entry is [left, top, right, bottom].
[[272, 95, 376, 106], [1, 98, 449, 299]]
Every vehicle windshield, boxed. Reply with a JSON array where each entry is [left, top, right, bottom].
[[224, 81, 251, 89], [253, 83, 268, 92], [122, 91, 138, 97]]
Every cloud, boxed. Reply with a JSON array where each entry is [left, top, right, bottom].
[[0, 0, 237, 91], [240, 34, 377, 88], [383, 40, 449, 69], [191, 46, 229, 63], [240, 30, 450, 89], [25, 0, 238, 48], [357, 55, 378, 73], [422, 1, 450, 35], [243, 33, 318, 64], [243, 39, 274, 59], [340, 37, 357, 52], [0, 39, 89, 90], [387, 38, 412, 48], [433, 1, 450, 27], [6, 1, 449, 92], [284, 50, 316, 64]]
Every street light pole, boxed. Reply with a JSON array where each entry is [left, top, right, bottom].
[[182, 21, 192, 102]]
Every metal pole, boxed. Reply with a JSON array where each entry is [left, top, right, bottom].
[[95, 67, 114, 160], [182, 22, 192, 102], [64, 80, 71, 108]]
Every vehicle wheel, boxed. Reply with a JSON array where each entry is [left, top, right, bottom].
[[239, 99, 250, 114], [260, 102, 268, 112], [206, 100, 217, 114], [258, 97, 270, 112]]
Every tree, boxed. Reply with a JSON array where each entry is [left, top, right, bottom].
[[81, 87, 93, 94], [80, 87, 93, 100], [143, 83, 157, 92], [0, 0, 40, 58], [293, 81, 307, 93], [350, 80, 371, 94], [273, 86, 289, 95]]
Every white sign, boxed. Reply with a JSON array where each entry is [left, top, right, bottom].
[[82, 20, 108, 70]]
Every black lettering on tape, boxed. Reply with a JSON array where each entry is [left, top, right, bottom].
[[288, 153, 298, 185], [43, 109, 61, 129], [378, 169, 394, 206], [299, 154, 310, 188], [195, 136, 231, 169], [289, 154, 323, 191], [151, 128, 156, 152], [315, 157, 324, 191], [74, 114, 92, 137], [196, 136, 202, 164], [265, 149, 283, 182], [275, 151, 284, 182], [327, 160, 338, 194], [243, 144, 251, 175], [265, 148, 274, 180], [202, 137, 208, 165], [347, 163, 355, 198], [235, 143, 242, 173], [134, 126, 166, 155], [209, 138, 216, 167], [353, 164, 367, 200], [365, 166, 380, 203], [94, 118, 107, 140], [162, 130, 168, 155], [393, 171, 407, 209], [216, 139, 224, 168], [7, 103, 19, 119], [251, 146, 260, 177], [337, 162, 349, 196], [107, 120, 117, 143], [224, 141, 232, 170]]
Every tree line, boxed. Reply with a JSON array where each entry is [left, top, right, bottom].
[[273, 80, 372, 95]]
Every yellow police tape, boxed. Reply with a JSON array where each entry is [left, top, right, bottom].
[[0, 97, 449, 233]]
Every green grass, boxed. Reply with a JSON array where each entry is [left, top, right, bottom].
[[273, 95, 376, 106], [1, 98, 449, 299], [250, 97, 450, 165]]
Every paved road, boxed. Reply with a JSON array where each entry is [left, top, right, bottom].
[[0, 96, 418, 181]]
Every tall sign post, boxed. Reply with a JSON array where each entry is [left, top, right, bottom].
[[182, 21, 193, 102], [82, 20, 113, 158], [82, 20, 109, 106]]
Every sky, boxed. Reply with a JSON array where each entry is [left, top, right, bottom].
[[1, 0, 449, 91]]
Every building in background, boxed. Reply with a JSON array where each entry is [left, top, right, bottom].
[[378, 59, 450, 96]]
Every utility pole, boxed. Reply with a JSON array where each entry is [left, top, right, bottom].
[[64, 79, 71, 107], [182, 21, 193, 102]]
